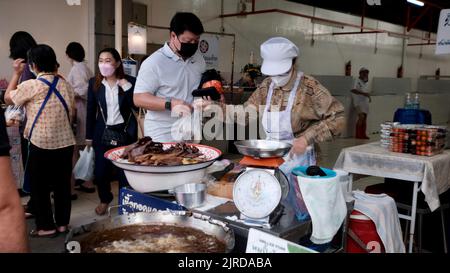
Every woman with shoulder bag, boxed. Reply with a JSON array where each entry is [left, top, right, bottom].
[[86, 48, 138, 216]]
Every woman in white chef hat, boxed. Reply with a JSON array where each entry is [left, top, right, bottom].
[[257, 37, 344, 166], [202, 37, 344, 163], [199, 37, 345, 215]]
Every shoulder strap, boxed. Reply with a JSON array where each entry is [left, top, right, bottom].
[[28, 78, 58, 139], [97, 97, 133, 131], [97, 100, 107, 126], [38, 77, 70, 120]]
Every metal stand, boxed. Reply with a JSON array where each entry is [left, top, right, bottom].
[[396, 181, 420, 253], [397, 193, 449, 253]]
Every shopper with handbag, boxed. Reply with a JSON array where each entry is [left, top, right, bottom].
[[66, 42, 95, 197], [86, 48, 138, 216]]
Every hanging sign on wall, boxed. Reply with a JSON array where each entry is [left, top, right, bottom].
[[436, 9, 450, 55], [199, 34, 219, 69]]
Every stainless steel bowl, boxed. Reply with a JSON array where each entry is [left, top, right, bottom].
[[234, 140, 292, 158], [174, 183, 206, 208], [105, 143, 222, 193]]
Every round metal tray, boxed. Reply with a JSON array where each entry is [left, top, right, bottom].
[[234, 140, 292, 158]]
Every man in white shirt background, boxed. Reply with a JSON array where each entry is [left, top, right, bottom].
[[351, 67, 371, 139], [133, 12, 206, 142]]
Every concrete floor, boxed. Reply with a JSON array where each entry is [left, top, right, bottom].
[[23, 136, 381, 253]]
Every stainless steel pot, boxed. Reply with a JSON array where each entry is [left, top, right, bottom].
[[174, 183, 206, 209], [65, 210, 235, 253]]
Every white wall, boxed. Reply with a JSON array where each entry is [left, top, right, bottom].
[[2, 0, 448, 88], [0, 0, 94, 80], [132, 0, 450, 90]]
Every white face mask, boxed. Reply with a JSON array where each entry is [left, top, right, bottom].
[[271, 69, 292, 87]]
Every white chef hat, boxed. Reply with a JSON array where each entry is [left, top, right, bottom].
[[260, 37, 299, 76], [360, 67, 369, 73]]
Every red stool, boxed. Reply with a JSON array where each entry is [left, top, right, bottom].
[[347, 210, 385, 253]]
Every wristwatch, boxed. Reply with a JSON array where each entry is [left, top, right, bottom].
[[165, 97, 172, 111]]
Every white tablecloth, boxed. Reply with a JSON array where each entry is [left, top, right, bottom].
[[334, 142, 450, 211]]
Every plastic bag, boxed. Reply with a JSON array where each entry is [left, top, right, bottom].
[[73, 146, 95, 181], [4, 105, 24, 125], [279, 147, 316, 221]]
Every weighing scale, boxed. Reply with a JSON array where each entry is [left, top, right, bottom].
[[233, 140, 292, 228]]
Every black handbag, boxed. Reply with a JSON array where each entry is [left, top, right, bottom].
[[98, 101, 132, 147]]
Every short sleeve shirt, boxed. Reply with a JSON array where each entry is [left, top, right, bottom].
[[134, 43, 206, 142], [351, 78, 370, 108], [9, 74, 76, 149]]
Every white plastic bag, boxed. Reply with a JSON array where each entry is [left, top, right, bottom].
[[73, 146, 95, 181], [4, 105, 24, 125]]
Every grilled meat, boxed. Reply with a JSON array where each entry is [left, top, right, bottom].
[[120, 137, 204, 166]]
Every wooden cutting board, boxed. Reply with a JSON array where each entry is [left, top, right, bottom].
[[207, 172, 238, 200]]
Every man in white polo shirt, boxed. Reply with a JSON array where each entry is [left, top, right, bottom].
[[134, 12, 206, 142]]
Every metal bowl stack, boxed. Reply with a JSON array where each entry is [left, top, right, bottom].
[[380, 121, 400, 148]]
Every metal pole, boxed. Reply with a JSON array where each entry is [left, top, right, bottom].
[[220, 8, 433, 42], [360, 0, 365, 32], [401, 6, 411, 70], [115, 0, 122, 55], [408, 182, 419, 253], [311, 7, 315, 46], [231, 37, 235, 88], [220, 0, 225, 32]]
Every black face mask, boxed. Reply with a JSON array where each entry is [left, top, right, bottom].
[[176, 37, 198, 59]]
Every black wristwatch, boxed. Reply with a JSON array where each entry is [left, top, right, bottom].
[[165, 97, 172, 111]]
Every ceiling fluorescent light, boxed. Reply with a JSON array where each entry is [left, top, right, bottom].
[[311, 19, 344, 29], [407, 0, 424, 7]]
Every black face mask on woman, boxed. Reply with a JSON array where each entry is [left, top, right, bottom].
[[176, 36, 198, 59]]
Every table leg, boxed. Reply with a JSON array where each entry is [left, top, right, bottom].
[[348, 174, 353, 192], [408, 182, 419, 253]]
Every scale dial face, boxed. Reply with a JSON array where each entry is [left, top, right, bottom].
[[233, 169, 282, 219]]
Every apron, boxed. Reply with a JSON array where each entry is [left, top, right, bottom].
[[261, 71, 316, 221], [23, 76, 70, 192]]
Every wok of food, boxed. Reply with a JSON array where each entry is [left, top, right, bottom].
[[121, 137, 205, 166], [80, 224, 226, 253]]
